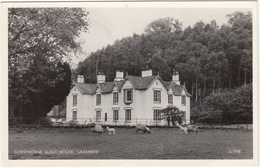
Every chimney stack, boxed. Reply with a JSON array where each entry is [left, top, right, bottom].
[[172, 69, 180, 85], [141, 64, 152, 77], [97, 72, 106, 83], [77, 75, 84, 83], [115, 70, 124, 81]]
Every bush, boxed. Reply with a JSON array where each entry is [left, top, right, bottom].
[[192, 84, 252, 123], [67, 120, 79, 127], [9, 114, 20, 127], [38, 117, 53, 126]]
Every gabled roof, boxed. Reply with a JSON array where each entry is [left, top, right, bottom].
[[74, 83, 97, 95], [98, 82, 115, 94], [125, 75, 158, 90], [162, 81, 191, 97], [73, 75, 191, 96], [74, 80, 125, 95], [115, 81, 124, 91]]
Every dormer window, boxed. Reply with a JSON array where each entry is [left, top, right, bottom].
[[181, 95, 186, 106], [153, 90, 161, 103], [124, 89, 133, 104], [168, 94, 173, 105], [96, 94, 101, 105], [113, 92, 119, 105]]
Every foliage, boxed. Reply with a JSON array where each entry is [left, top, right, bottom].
[[9, 113, 20, 126], [161, 105, 185, 126], [8, 8, 89, 119], [192, 84, 252, 123], [75, 11, 252, 106], [38, 117, 53, 126], [68, 120, 79, 127]]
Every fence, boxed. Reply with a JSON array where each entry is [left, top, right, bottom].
[[9, 117, 252, 130]]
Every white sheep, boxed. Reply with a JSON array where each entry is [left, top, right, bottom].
[[174, 121, 188, 134], [106, 126, 115, 135], [174, 121, 199, 134]]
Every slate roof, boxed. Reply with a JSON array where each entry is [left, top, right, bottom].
[[162, 81, 191, 97], [73, 75, 191, 96], [115, 81, 124, 90], [75, 83, 97, 95], [98, 82, 115, 94], [74, 80, 124, 95], [126, 75, 158, 90]]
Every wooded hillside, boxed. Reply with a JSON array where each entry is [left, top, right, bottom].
[[76, 11, 252, 105]]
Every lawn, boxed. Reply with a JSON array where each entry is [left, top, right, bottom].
[[9, 127, 253, 159]]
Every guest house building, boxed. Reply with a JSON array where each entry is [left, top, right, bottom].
[[66, 69, 191, 126]]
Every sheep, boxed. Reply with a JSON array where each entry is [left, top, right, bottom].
[[91, 124, 103, 134], [186, 125, 199, 133], [106, 126, 115, 135], [135, 124, 151, 134], [174, 121, 188, 134]]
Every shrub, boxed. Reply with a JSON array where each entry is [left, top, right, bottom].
[[192, 84, 252, 123], [38, 117, 53, 126], [9, 114, 20, 127], [67, 120, 79, 127]]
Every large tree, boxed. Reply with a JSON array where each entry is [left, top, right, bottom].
[[8, 8, 89, 120]]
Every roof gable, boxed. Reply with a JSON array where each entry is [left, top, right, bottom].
[[72, 75, 191, 96], [74, 81, 125, 95], [125, 75, 159, 90], [114, 81, 124, 91], [74, 83, 97, 95], [162, 81, 191, 97], [98, 82, 115, 94]]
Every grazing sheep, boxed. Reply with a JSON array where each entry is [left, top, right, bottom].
[[174, 121, 198, 134], [106, 126, 115, 135], [186, 125, 199, 133], [174, 121, 188, 134], [135, 124, 151, 134], [91, 124, 103, 134]]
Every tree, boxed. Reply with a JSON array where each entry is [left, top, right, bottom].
[[8, 8, 89, 119], [192, 83, 252, 123], [161, 106, 185, 126]]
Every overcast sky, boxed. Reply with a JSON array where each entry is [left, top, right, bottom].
[[72, 7, 251, 67]]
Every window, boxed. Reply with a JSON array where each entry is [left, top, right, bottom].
[[96, 111, 101, 122], [113, 110, 119, 121], [124, 89, 133, 104], [113, 92, 119, 105], [96, 94, 101, 105], [168, 94, 173, 105], [73, 95, 77, 106], [153, 109, 161, 121], [153, 90, 161, 103], [181, 95, 186, 106], [72, 111, 77, 120], [125, 109, 131, 122]]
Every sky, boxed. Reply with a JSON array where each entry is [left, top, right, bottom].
[[71, 7, 252, 67]]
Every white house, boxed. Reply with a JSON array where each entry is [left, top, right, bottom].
[[66, 69, 191, 126]]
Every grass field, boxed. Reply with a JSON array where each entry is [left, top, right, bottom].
[[9, 127, 253, 159]]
